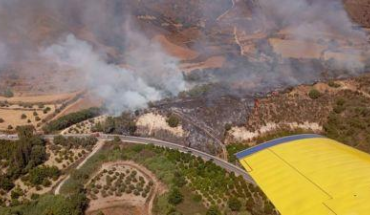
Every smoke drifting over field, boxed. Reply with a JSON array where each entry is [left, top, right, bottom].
[[198, 0, 369, 94], [260, 0, 367, 69], [0, 0, 369, 112], [260, 0, 365, 38], [0, 0, 187, 114], [42, 33, 185, 114]]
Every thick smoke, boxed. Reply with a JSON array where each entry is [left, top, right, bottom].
[[0, 0, 187, 114], [191, 0, 369, 95], [0, 0, 369, 112], [42, 33, 186, 114]]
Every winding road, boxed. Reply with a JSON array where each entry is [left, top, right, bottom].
[[2, 133, 255, 194]]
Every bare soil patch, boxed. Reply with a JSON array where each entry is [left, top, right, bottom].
[[154, 34, 198, 60], [136, 113, 185, 137], [0, 92, 77, 104], [56, 92, 103, 118], [180, 56, 226, 73]]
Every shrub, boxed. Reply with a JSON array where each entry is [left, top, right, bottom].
[[28, 166, 60, 186], [328, 81, 341, 88], [0, 176, 15, 191], [134, 190, 140, 196], [30, 193, 40, 200], [333, 105, 345, 114], [11, 188, 23, 200], [42, 178, 52, 187], [166, 115, 180, 128], [308, 89, 321, 99], [0, 118, 4, 123], [43, 107, 51, 114], [3, 89, 14, 98], [21, 114, 27, 119], [168, 188, 183, 205], [228, 197, 242, 211], [336, 98, 346, 106], [93, 188, 99, 194], [173, 172, 186, 187], [97, 211, 105, 215], [206, 206, 222, 215], [226, 143, 249, 163], [224, 123, 232, 131]]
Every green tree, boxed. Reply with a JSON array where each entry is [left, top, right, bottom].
[[0, 176, 15, 191], [168, 188, 183, 205], [264, 201, 274, 214], [228, 197, 242, 211], [225, 123, 232, 131], [173, 172, 186, 187], [28, 166, 60, 185], [166, 115, 180, 128], [308, 89, 321, 99], [328, 81, 341, 88], [10, 187, 23, 200], [16, 125, 35, 140], [42, 107, 100, 133], [206, 206, 222, 215]]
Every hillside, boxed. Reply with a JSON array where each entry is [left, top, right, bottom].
[[1, 1, 370, 214], [225, 73, 370, 161]]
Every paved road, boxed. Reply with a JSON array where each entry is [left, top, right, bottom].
[[5, 134, 255, 185], [108, 135, 254, 183]]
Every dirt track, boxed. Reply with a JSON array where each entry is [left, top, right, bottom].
[[86, 161, 165, 215], [54, 140, 105, 195]]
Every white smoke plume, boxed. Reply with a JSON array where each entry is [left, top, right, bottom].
[[42, 34, 186, 114], [0, 0, 369, 108]]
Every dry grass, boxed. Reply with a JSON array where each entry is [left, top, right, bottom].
[[0, 92, 77, 104], [0, 105, 57, 131], [269, 38, 326, 59], [154, 34, 198, 60]]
